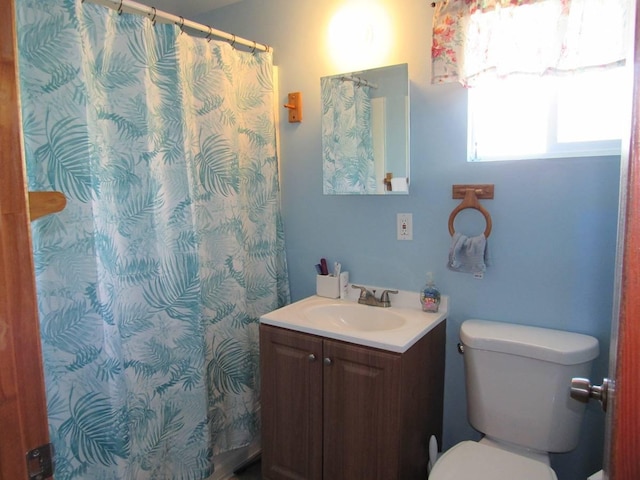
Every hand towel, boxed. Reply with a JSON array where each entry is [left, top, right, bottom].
[[448, 233, 488, 274]]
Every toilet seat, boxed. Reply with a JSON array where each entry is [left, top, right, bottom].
[[429, 441, 557, 480]]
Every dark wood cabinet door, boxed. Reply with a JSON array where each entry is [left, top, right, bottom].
[[322, 339, 402, 480], [260, 325, 323, 480]]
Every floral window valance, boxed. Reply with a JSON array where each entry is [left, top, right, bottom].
[[432, 0, 629, 87]]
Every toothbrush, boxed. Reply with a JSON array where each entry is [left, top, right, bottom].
[[320, 258, 329, 275]]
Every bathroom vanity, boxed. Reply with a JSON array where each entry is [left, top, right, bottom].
[[259, 293, 447, 480]]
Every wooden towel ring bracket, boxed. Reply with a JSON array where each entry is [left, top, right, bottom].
[[448, 184, 494, 238]]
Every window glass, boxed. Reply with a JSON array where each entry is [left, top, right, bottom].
[[468, 68, 625, 162], [557, 68, 625, 143]]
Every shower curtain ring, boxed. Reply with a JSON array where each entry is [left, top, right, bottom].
[[228, 34, 236, 48], [150, 6, 157, 26], [251, 40, 257, 53], [117, 0, 123, 15], [178, 16, 185, 33], [206, 26, 213, 42]]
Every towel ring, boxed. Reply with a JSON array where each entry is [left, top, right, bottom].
[[448, 189, 492, 238]]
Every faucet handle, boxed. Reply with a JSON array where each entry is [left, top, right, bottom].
[[351, 284, 369, 298], [379, 289, 398, 303]]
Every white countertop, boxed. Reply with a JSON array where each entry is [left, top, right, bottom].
[[260, 288, 448, 353]]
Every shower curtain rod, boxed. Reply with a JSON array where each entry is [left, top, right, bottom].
[[340, 75, 378, 89], [86, 0, 270, 52]]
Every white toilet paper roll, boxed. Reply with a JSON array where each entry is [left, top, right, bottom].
[[390, 177, 408, 192]]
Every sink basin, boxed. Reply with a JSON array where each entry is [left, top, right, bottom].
[[305, 304, 406, 332], [260, 292, 448, 352]]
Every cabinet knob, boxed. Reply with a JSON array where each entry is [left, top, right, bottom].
[[323, 357, 332, 366], [308, 353, 316, 362]]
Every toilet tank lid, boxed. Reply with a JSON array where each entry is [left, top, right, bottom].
[[460, 320, 599, 365]]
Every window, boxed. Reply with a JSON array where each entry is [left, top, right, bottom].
[[467, 67, 627, 162]]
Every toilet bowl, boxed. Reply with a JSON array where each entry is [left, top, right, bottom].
[[429, 319, 599, 480]]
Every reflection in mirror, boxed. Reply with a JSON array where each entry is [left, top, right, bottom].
[[321, 63, 409, 195]]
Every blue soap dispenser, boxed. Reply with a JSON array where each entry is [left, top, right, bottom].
[[420, 272, 441, 313]]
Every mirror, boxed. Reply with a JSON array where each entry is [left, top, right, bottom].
[[321, 63, 409, 195]]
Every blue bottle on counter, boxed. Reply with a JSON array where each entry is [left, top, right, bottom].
[[420, 272, 441, 313]]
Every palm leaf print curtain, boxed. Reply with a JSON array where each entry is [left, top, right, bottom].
[[16, 1, 289, 479], [321, 77, 376, 194]]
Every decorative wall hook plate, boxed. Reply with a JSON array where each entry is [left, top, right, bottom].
[[283, 92, 302, 123]]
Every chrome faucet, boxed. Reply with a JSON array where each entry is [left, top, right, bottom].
[[351, 285, 398, 308]]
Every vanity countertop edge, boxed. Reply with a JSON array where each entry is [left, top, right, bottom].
[[260, 291, 448, 353]]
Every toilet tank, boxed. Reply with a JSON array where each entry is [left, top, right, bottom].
[[460, 319, 599, 453]]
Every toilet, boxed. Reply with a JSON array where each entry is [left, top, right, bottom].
[[430, 319, 599, 480]]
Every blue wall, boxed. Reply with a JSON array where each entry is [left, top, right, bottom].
[[198, 2, 621, 478]]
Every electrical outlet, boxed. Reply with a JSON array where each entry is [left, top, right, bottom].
[[397, 213, 413, 240]]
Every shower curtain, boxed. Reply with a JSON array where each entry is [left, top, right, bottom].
[[321, 77, 376, 194], [16, 1, 289, 479]]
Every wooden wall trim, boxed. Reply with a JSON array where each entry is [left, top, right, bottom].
[[0, 0, 51, 478], [610, 2, 640, 479]]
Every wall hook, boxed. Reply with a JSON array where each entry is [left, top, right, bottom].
[[28, 191, 67, 221], [283, 92, 302, 123]]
